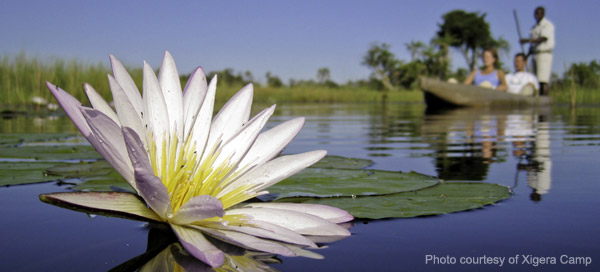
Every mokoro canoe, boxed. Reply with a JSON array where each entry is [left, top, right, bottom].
[[420, 77, 552, 108]]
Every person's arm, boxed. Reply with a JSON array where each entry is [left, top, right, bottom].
[[496, 70, 508, 91], [520, 37, 547, 44], [464, 71, 476, 85]]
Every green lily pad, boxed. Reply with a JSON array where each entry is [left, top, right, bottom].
[[46, 160, 131, 191], [310, 155, 373, 169], [46, 160, 114, 177], [0, 161, 63, 186], [0, 145, 101, 161], [277, 182, 511, 219], [268, 168, 439, 199], [0, 133, 77, 146]]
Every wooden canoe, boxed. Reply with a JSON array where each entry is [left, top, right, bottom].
[[420, 77, 552, 108]]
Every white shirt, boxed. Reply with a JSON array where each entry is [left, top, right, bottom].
[[506, 71, 539, 94], [531, 17, 555, 52]]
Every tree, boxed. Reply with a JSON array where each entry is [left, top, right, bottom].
[[564, 60, 600, 88], [437, 10, 509, 70], [362, 43, 400, 91], [265, 71, 283, 88], [405, 41, 426, 61], [317, 67, 331, 84]]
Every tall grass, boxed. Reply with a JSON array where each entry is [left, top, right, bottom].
[[0, 54, 423, 109], [549, 86, 600, 105]]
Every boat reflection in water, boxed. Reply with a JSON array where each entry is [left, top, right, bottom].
[[421, 107, 552, 202]]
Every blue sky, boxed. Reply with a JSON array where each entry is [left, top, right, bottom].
[[1, 0, 598, 83]]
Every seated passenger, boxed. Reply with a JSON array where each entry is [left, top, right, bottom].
[[464, 48, 508, 91], [506, 53, 539, 96]]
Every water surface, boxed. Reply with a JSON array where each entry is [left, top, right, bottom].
[[1, 103, 599, 271]]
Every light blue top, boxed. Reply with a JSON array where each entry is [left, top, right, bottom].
[[474, 70, 499, 88]]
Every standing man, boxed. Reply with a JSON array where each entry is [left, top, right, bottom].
[[520, 6, 554, 96]]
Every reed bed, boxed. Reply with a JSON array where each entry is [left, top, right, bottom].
[[0, 54, 422, 109]]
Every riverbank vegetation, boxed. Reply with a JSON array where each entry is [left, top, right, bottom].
[[1, 9, 598, 108]]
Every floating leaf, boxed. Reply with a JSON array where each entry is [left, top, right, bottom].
[[46, 160, 131, 191], [0, 161, 61, 186], [310, 155, 373, 169], [0, 145, 101, 161], [277, 182, 511, 219], [0, 133, 77, 146], [46, 160, 114, 177], [268, 168, 439, 199]]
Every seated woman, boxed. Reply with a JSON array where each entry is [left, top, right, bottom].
[[464, 48, 508, 91]]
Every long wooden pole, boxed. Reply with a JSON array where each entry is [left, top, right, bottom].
[[513, 9, 526, 55]]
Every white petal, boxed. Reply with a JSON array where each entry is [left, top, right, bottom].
[[158, 51, 184, 142], [239, 203, 354, 224], [198, 226, 296, 257], [190, 75, 216, 159], [182, 67, 208, 140], [218, 150, 326, 198], [83, 83, 119, 125], [107, 75, 148, 149], [211, 105, 275, 171], [109, 54, 144, 118], [203, 84, 253, 160], [205, 219, 317, 248], [225, 207, 351, 236], [143, 61, 170, 176], [40, 192, 161, 222], [80, 107, 135, 188], [239, 117, 305, 168], [171, 224, 224, 267]]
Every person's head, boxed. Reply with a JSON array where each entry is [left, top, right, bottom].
[[535, 6, 545, 23], [482, 48, 498, 68], [514, 53, 527, 72]]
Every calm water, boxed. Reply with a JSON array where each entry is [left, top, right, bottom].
[[1, 103, 599, 271]]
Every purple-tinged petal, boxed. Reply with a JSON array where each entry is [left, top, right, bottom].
[[46, 82, 95, 143], [225, 207, 351, 237], [197, 226, 296, 257], [122, 127, 172, 219], [158, 51, 184, 142], [109, 54, 144, 118], [240, 203, 354, 223], [169, 243, 214, 272], [172, 195, 224, 225], [83, 83, 119, 125], [171, 224, 224, 267], [40, 192, 161, 222], [80, 107, 135, 188]]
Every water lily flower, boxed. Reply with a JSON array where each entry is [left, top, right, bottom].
[[40, 51, 352, 267]]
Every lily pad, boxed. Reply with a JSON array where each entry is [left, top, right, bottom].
[[0, 132, 77, 146], [310, 155, 373, 169], [46, 160, 131, 191], [0, 161, 62, 186], [277, 182, 511, 219], [268, 168, 439, 199], [0, 145, 101, 161], [46, 160, 115, 177]]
